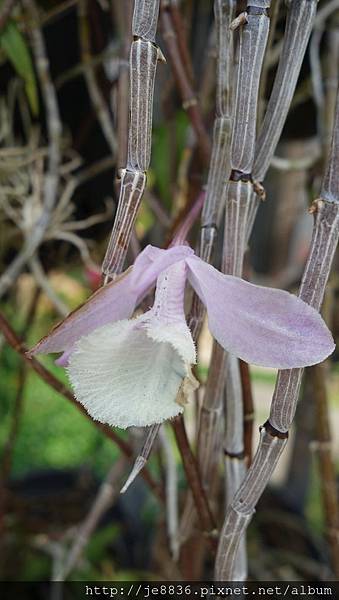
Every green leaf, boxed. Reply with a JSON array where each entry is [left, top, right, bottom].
[[0, 20, 39, 115]]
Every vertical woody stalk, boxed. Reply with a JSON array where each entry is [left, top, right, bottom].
[[200, 0, 235, 264], [247, 0, 318, 236], [122, 1, 234, 502], [203, 0, 317, 548], [219, 1, 270, 581], [215, 88, 339, 581], [160, 2, 211, 167], [103, 0, 162, 277], [253, 0, 318, 183], [174, 0, 235, 547], [310, 363, 339, 577], [187, 0, 235, 341], [185, 0, 269, 579]]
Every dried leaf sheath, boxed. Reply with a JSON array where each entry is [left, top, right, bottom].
[[247, 0, 317, 245], [103, 0, 161, 276], [200, 0, 235, 262], [190, 5, 271, 571], [132, 0, 160, 43], [127, 40, 159, 172], [215, 428, 287, 579], [223, 182, 253, 275], [215, 0, 234, 118], [121, 424, 160, 493], [215, 89, 339, 581], [254, 0, 318, 182], [270, 201, 339, 432], [200, 116, 231, 262], [102, 171, 146, 276], [230, 2, 270, 173]]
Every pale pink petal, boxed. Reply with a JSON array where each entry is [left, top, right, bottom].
[[29, 245, 192, 358], [131, 244, 194, 296], [29, 267, 136, 356], [144, 261, 196, 364], [67, 261, 198, 428], [55, 348, 74, 366], [186, 256, 335, 369]]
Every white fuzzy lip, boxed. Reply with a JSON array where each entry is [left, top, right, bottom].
[[67, 316, 198, 430]]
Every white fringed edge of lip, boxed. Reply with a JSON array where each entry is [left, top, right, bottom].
[[66, 316, 199, 430]]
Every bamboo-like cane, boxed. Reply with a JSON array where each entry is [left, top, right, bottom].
[[184, 0, 269, 579], [220, 2, 270, 580], [200, 0, 235, 264], [323, 19, 339, 158], [181, 1, 319, 566], [201, 0, 317, 520], [178, 2, 269, 572], [248, 0, 318, 240], [168, 0, 235, 550], [215, 87, 339, 581], [254, 0, 318, 183], [102, 0, 162, 277]]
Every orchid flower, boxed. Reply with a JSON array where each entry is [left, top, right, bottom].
[[28, 244, 334, 429]]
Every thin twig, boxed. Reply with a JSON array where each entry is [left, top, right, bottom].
[[29, 255, 69, 317], [310, 363, 339, 578], [239, 360, 254, 467], [0, 0, 62, 298], [78, 0, 117, 157], [0, 0, 16, 30], [159, 425, 180, 560], [56, 458, 126, 581], [160, 3, 211, 166], [172, 416, 217, 549]]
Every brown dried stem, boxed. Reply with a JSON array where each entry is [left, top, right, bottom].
[[160, 4, 211, 167], [239, 360, 254, 466], [257, 0, 281, 125], [167, 1, 194, 85], [171, 416, 217, 549], [78, 0, 117, 157], [310, 363, 339, 578]]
